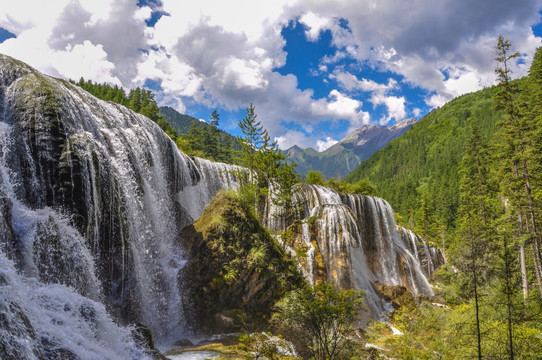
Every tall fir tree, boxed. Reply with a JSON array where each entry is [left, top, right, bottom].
[[495, 36, 542, 302]]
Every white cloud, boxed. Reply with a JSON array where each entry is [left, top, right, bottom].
[[275, 130, 315, 150], [0, 0, 540, 147], [299, 12, 333, 41], [370, 94, 406, 124], [316, 137, 339, 151], [310, 89, 370, 127], [331, 70, 404, 122], [0, 0, 150, 86], [53, 41, 120, 85]]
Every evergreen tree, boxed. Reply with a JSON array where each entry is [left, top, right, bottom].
[[128, 87, 142, 112], [455, 125, 499, 360], [236, 103, 264, 184], [207, 110, 220, 160], [495, 36, 542, 302]]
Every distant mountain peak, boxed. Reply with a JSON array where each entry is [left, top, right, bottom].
[[390, 117, 418, 131], [286, 118, 417, 178]]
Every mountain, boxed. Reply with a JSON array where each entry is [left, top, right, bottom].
[[345, 84, 510, 228], [286, 117, 417, 178], [158, 106, 201, 135]]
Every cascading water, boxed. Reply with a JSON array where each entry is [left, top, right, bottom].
[[0, 53, 442, 357], [0, 54, 238, 355], [272, 184, 444, 318], [397, 227, 446, 280]]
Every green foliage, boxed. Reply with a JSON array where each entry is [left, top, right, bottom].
[[349, 178, 378, 196], [273, 283, 364, 360], [305, 170, 325, 185], [346, 84, 506, 232], [369, 300, 542, 360]]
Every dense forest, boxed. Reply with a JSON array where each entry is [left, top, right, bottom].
[[361, 38, 542, 359]]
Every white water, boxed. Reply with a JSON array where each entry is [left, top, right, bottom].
[[0, 55, 238, 355], [273, 184, 441, 318], [0, 251, 150, 360]]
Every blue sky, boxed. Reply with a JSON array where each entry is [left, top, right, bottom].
[[1, 1, 541, 151]]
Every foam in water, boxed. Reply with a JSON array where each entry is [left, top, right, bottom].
[[0, 251, 150, 360]]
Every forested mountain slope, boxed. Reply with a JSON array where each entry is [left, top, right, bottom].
[[346, 83, 512, 229], [286, 118, 416, 178]]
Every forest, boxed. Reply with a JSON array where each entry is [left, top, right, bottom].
[[356, 37, 542, 359]]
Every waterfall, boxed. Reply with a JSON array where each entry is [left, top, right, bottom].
[[0, 54, 238, 353], [397, 227, 446, 280], [0, 54, 442, 356], [274, 184, 442, 318]]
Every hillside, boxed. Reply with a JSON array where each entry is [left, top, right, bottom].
[[286, 118, 416, 178], [345, 84, 511, 228], [159, 106, 201, 135]]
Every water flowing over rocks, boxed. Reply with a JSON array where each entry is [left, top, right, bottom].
[[0, 54, 443, 356], [270, 184, 445, 318], [0, 54, 237, 355]]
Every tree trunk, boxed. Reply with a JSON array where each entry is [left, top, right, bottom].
[[471, 232, 482, 360], [503, 234, 515, 360], [520, 243, 529, 301], [531, 243, 542, 301]]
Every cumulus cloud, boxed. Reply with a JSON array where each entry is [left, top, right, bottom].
[[316, 137, 339, 151], [0, 0, 148, 86], [331, 69, 405, 123], [275, 130, 315, 150], [0, 0, 540, 148]]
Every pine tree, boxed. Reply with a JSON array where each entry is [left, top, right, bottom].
[[495, 36, 542, 302], [236, 103, 264, 184], [456, 125, 498, 360], [208, 110, 220, 160]]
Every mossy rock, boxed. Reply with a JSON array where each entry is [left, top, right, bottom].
[[374, 281, 415, 310], [181, 190, 304, 334]]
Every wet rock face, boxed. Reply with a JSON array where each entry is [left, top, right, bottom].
[[0, 54, 239, 345], [0, 195, 15, 259], [0, 300, 45, 360], [374, 281, 415, 310]]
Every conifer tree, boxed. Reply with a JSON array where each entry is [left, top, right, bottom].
[[456, 125, 497, 360], [495, 36, 542, 302], [236, 103, 264, 184], [208, 110, 220, 160]]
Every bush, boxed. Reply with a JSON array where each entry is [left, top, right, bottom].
[[273, 283, 364, 360]]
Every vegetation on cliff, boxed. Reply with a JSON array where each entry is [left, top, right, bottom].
[[181, 190, 304, 334]]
